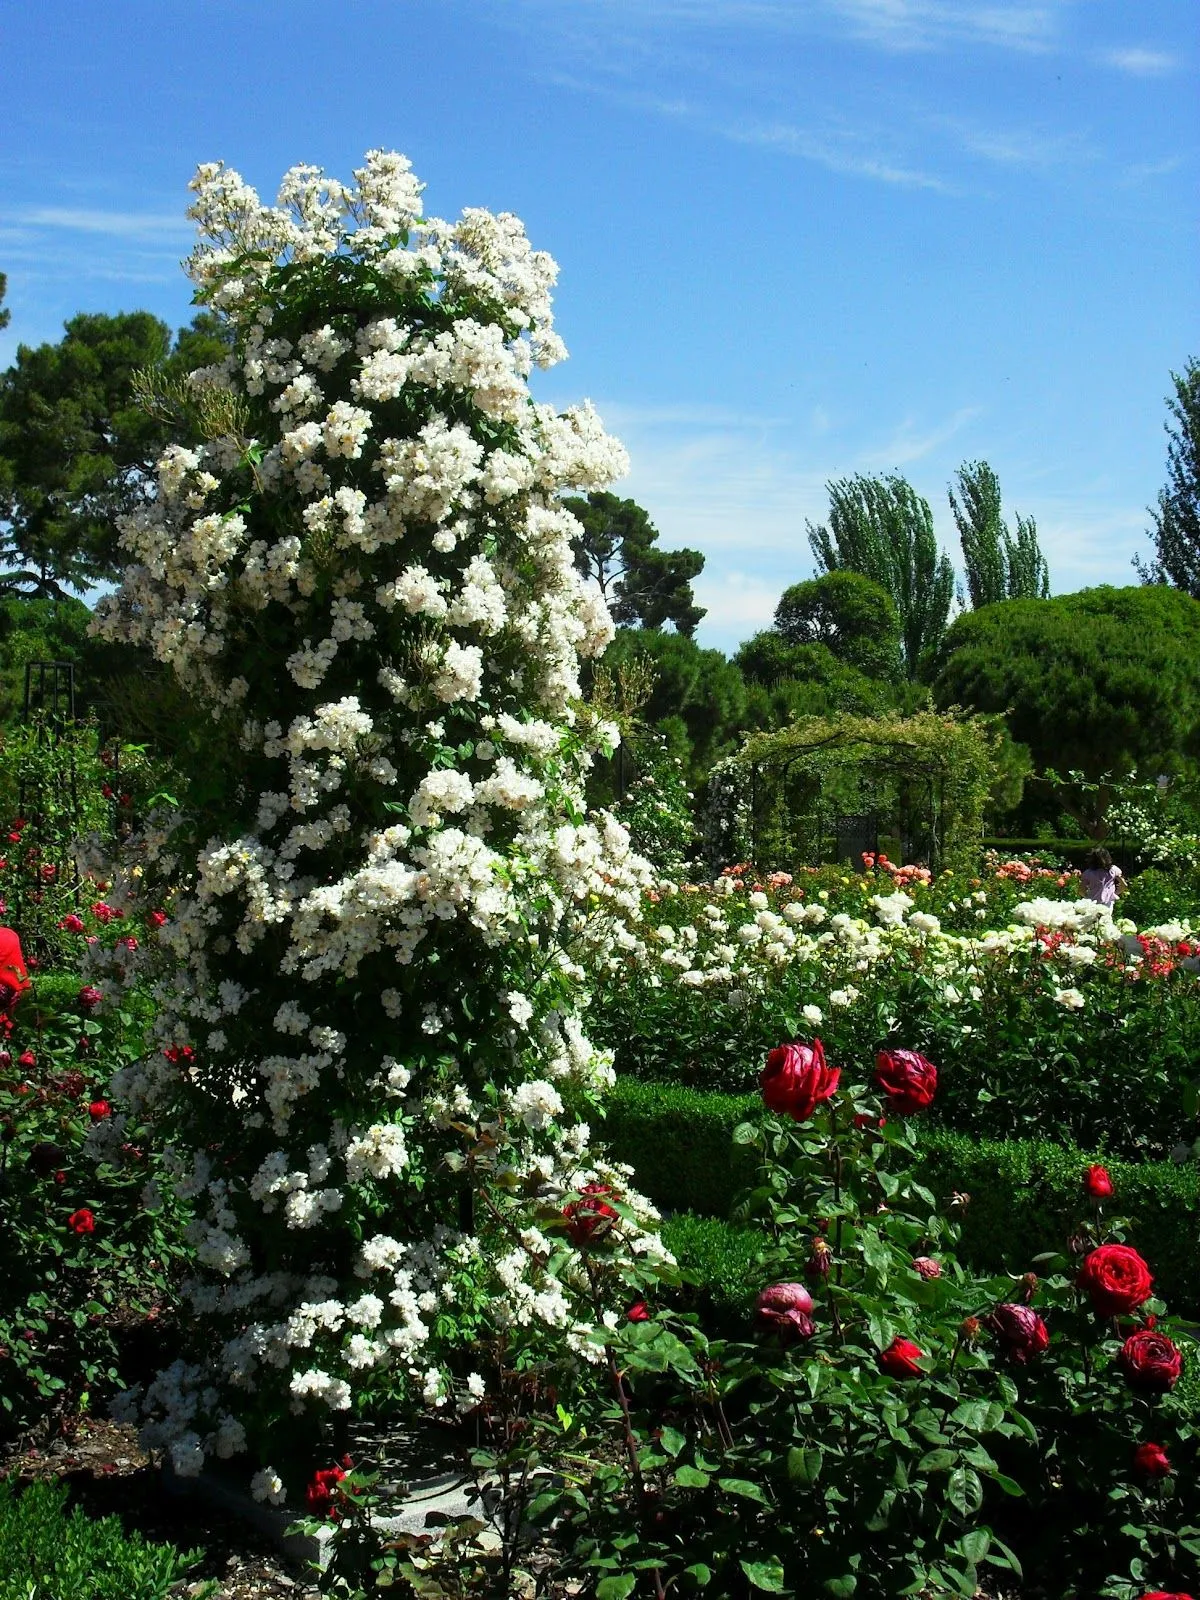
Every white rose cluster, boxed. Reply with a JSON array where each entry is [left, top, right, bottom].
[[91, 152, 664, 1486]]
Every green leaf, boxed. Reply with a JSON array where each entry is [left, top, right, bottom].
[[674, 1466, 711, 1489], [660, 1426, 686, 1458], [787, 1446, 823, 1485], [740, 1558, 787, 1592], [946, 1466, 983, 1518], [596, 1578, 637, 1599], [718, 1478, 769, 1504], [917, 1449, 956, 1474]]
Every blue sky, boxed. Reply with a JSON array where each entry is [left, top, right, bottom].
[[2, 0, 1195, 652]]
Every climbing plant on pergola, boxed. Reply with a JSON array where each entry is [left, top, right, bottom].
[[703, 711, 1004, 873]]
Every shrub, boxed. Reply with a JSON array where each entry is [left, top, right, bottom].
[[0, 1476, 205, 1600], [603, 1078, 1200, 1314]]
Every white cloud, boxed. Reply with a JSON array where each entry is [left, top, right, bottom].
[[1097, 46, 1177, 78], [12, 207, 191, 240]]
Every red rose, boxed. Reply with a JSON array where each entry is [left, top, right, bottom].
[[877, 1337, 924, 1378], [626, 1301, 650, 1323], [756, 1283, 815, 1342], [59, 915, 85, 935], [986, 1303, 1050, 1363], [1133, 1442, 1171, 1480], [563, 1182, 619, 1247], [18, 1050, 35, 1069], [912, 1256, 941, 1280], [305, 1464, 347, 1517], [874, 1049, 937, 1114], [1084, 1164, 1114, 1200], [760, 1039, 840, 1122], [88, 1099, 111, 1121], [1119, 1330, 1183, 1394], [148, 910, 167, 929], [1137, 1593, 1195, 1599], [1078, 1243, 1153, 1317], [68, 1209, 95, 1235], [78, 986, 103, 1009]]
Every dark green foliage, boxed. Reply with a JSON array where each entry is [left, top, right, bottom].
[[772, 570, 904, 681], [601, 627, 748, 782], [0, 310, 230, 596], [807, 473, 955, 679], [949, 460, 1049, 608], [564, 491, 706, 635], [603, 1078, 1200, 1313], [659, 1212, 759, 1326], [1139, 357, 1200, 595], [0, 274, 9, 334], [0, 1477, 205, 1600], [934, 585, 1200, 832]]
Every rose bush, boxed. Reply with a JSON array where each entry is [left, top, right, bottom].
[[85, 150, 674, 1496]]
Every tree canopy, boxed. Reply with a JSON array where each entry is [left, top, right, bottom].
[[1138, 357, 1200, 596], [564, 491, 705, 636], [773, 570, 903, 680], [949, 460, 1050, 608], [933, 585, 1200, 833], [0, 310, 230, 597], [806, 473, 954, 679]]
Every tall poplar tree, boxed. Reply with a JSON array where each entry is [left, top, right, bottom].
[[1139, 358, 1200, 596]]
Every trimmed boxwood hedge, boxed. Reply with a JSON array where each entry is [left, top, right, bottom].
[[605, 1078, 1200, 1313]]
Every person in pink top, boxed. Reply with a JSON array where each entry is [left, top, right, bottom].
[[1080, 846, 1123, 907]]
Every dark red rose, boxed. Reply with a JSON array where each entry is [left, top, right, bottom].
[[874, 1049, 937, 1114], [68, 1208, 95, 1235], [58, 914, 85, 933], [1078, 1243, 1153, 1317], [1084, 1164, 1114, 1199], [756, 1283, 815, 1342], [563, 1182, 619, 1247], [986, 1303, 1050, 1363], [88, 1100, 112, 1121], [78, 986, 103, 1009], [760, 1039, 840, 1122], [148, 910, 167, 929], [305, 1464, 347, 1518], [1119, 1330, 1183, 1394], [18, 1050, 35, 1069], [626, 1300, 650, 1323], [877, 1337, 924, 1378], [1137, 1592, 1195, 1599], [912, 1256, 941, 1280], [1133, 1442, 1171, 1480]]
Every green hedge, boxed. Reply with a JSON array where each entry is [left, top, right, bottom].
[[605, 1078, 1200, 1312]]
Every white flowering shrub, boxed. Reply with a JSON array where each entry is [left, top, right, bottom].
[[91, 151, 668, 1493]]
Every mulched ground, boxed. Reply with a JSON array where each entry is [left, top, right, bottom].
[[3, 1418, 321, 1599]]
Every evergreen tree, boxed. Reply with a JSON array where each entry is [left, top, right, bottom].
[[565, 491, 706, 636], [1139, 358, 1200, 596], [949, 460, 1049, 607], [806, 473, 953, 679]]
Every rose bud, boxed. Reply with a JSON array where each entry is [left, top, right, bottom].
[[563, 1182, 619, 1247], [0, 1050, 10, 1068], [806, 1238, 832, 1281], [1132, 1442, 1171, 1480], [1119, 1330, 1183, 1394], [760, 1040, 840, 1123], [1078, 1243, 1153, 1318], [1084, 1163, 1114, 1200], [877, 1337, 924, 1378], [986, 1303, 1050, 1363], [626, 1301, 651, 1323], [912, 1256, 941, 1280], [874, 1049, 937, 1114], [756, 1283, 815, 1343], [88, 1100, 112, 1121]]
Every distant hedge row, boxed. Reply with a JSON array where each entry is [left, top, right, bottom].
[[606, 1078, 1200, 1312]]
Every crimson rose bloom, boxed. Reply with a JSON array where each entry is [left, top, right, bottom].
[[68, 1209, 95, 1235], [626, 1301, 650, 1323], [874, 1049, 937, 1114], [1078, 1243, 1153, 1317], [305, 1465, 347, 1517], [986, 1303, 1050, 1364], [912, 1256, 941, 1280], [1138, 1593, 1195, 1599], [760, 1039, 840, 1122], [1084, 1163, 1114, 1199], [88, 1100, 111, 1121], [563, 1183, 619, 1247], [1133, 1442, 1171, 1480], [756, 1283, 815, 1342], [1120, 1330, 1183, 1394], [877, 1337, 923, 1378]]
